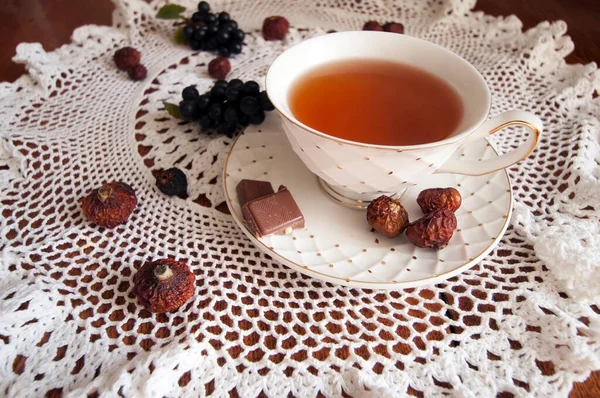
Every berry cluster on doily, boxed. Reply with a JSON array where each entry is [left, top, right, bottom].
[[0, 0, 598, 397]]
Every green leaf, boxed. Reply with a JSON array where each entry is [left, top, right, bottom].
[[156, 4, 186, 19], [173, 26, 188, 45], [163, 101, 182, 119]]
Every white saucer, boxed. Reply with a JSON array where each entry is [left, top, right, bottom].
[[223, 114, 512, 289]]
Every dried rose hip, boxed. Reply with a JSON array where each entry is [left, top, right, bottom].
[[114, 47, 141, 70], [417, 187, 462, 214], [153, 167, 188, 198], [367, 195, 410, 238], [262, 16, 289, 40], [81, 181, 137, 228], [405, 209, 457, 250], [208, 56, 231, 79], [134, 258, 195, 313], [362, 21, 383, 31], [128, 64, 147, 81], [382, 22, 404, 34]]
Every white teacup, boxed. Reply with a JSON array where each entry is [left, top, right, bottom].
[[266, 31, 542, 209]]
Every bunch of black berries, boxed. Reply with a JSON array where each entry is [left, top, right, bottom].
[[178, 79, 275, 137], [182, 1, 245, 57]]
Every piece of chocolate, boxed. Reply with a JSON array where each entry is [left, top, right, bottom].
[[236, 179, 275, 206], [242, 187, 305, 237]]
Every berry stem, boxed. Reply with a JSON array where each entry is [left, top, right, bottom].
[[154, 264, 174, 281], [97, 185, 113, 202]]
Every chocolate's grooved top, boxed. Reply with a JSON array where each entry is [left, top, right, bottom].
[[243, 188, 304, 237]]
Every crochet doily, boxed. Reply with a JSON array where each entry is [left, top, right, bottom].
[[1, 0, 599, 397]]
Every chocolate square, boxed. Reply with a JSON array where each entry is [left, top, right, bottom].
[[236, 179, 275, 206], [242, 187, 305, 237]]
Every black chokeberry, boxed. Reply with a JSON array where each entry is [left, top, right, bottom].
[[208, 103, 223, 121], [197, 1, 210, 14], [182, 86, 199, 100], [189, 40, 202, 50], [240, 96, 260, 115], [217, 30, 230, 44], [183, 25, 195, 39], [204, 37, 218, 51], [229, 42, 242, 55], [225, 87, 241, 102], [227, 79, 244, 90], [218, 47, 230, 57], [232, 29, 245, 42], [218, 12, 230, 22], [258, 91, 274, 111], [193, 27, 206, 41], [176, 76, 275, 134], [179, 100, 199, 120], [199, 114, 212, 129], [204, 13, 217, 24], [224, 106, 239, 125], [238, 113, 250, 126], [191, 12, 203, 22], [207, 24, 219, 35], [249, 111, 266, 125], [217, 122, 236, 136], [242, 81, 260, 96], [183, 4, 244, 58], [196, 94, 211, 111], [210, 85, 226, 102]]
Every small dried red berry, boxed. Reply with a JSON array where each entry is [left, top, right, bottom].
[[114, 47, 141, 70], [417, 187, 462, 214], [153, 167, 188, 198], [208, 57, 231, 79], [134, 258, 195, 313], [382, 22, 404, 34], [81, 181, 137, 228], [362, 21, 383, 31], [128, 64, 147, 81], [405, 209, 457, 250], [367, 195, 410, 238], [262, 16, 290, 41]]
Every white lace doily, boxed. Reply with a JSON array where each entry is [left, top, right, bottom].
[[1, 0, 599, 397]]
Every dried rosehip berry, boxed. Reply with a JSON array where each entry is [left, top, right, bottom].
[[81, 181, 137, 228], [262, 16, 289, 41], [382, 22, 404, 34], [208, 56, 231, 79], [153, 167, 188, 198], [128, 64, 147, 81], [417, 187, 462, 214], [362, 21, 383, 31], [367, 195, 410, 238], [134, 258, 195, 313], [405, 209, 457, 250], [114, 47, 141, 70]]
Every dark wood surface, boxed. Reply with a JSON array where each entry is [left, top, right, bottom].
[[1, 1, 598, 397]]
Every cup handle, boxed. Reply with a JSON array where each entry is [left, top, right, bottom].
[[436, 111, 543, 176]]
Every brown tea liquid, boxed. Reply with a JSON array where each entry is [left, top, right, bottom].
[[289, 59, 464, 146]]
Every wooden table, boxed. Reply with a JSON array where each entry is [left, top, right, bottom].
[[1, 1, 598, 397]]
